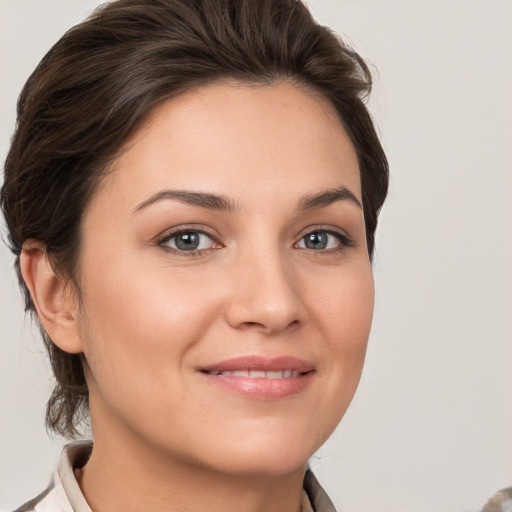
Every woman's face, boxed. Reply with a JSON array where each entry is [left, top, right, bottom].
[[75, 81, 374, 476]]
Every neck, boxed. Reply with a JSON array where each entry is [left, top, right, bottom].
[[78, 424, 306, 512]]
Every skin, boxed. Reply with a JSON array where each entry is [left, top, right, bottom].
[[21, 81, 374, 512]]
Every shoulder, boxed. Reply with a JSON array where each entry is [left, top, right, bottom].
[[11, 484, 54, 512], [303, 469, 338, 512], [480, 486, 512, 512], [12, 440, 93, 512]]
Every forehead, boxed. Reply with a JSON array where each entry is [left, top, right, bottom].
[[93, 81, 361, 214]]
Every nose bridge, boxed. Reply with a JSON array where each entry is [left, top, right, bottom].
[[225, 239, 304, 334]]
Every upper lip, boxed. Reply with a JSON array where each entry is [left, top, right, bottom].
[[199, 356, 315, 373]]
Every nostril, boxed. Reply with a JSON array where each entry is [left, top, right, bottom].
[[240, 319, 300, 332], [224, 286, 304, 334], [237, 321, 266, 330]]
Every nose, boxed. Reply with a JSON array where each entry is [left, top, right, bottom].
[[223, 248, 306, 335]]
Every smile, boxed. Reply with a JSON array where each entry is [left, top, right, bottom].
[[203, 369, 304, 378], [199, 356, 315, 399]]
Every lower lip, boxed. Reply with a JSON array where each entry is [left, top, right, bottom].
[[199, 371, 314, 399]]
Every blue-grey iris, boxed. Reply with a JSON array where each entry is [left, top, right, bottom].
[[304, 232, 328, 250], [175, 232, 200, 250]]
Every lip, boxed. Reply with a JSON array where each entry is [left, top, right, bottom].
[[199, 356, 315, 373], [198, 356, 315, 400]]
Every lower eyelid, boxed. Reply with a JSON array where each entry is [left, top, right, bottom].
[[157, 229, 219, 250], [296, 230, 353, 249], [156, 227, 354, 253]]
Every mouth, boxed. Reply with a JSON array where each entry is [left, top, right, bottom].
[[201, 369, 307, 378], [198, 356, 315, 399]]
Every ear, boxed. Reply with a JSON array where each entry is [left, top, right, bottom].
[[20, 239, 83, 354]]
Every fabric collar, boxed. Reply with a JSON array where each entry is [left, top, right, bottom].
[[52, 441, 337, 512]]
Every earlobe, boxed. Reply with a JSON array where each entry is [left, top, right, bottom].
[[20, 239, 83, 354]]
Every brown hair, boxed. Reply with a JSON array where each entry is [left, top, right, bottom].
[[1, 0, 388, 437]]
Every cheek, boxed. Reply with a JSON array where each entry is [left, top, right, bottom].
[[76, 258, 223, 401], [81, 256, 214, 335], [315, 259, 373, 336], [293, 261, 373, 448], [312, 261, 374, 382]]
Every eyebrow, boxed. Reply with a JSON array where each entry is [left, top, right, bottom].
[[133, 190, 240, 214], [297, 186, 362, 210], [133, 185, 362, 214]]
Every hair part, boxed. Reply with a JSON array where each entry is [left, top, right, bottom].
[[1, 0, 388, 437]]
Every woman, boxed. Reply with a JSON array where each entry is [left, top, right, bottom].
[[1, 0, 388, 510]]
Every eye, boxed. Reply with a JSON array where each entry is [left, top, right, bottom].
[[159, 230, 218, 252], [296, 230, 352, 251]]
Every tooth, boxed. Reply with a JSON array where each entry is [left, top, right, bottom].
[[209, 369, 302, 378], [232, 370, 250, 377]]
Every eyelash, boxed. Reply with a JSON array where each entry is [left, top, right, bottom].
[[156, 226, 219, 257], [296, 228, 355, 254], [156, 226, 355, 257]]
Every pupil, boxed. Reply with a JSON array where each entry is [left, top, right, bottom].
[[176, 232, 199, 250], [305, 232, 327, 250]]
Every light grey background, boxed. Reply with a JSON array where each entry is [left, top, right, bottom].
[[1, 1, 511, 511]]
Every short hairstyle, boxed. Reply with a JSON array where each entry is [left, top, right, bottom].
[[1, 0, 388, 437]]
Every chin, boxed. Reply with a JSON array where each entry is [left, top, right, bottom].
[[213, 449, 310, 478], [194, 424, 322, 478]]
